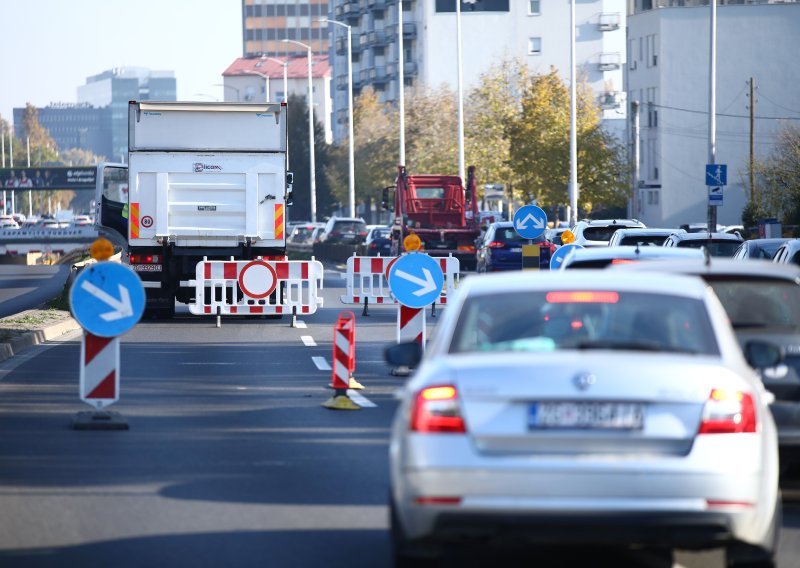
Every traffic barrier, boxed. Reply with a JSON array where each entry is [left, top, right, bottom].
[[391, 305, 426, 377], [322, 311, 361, 410], [340, 255, 459, 307], [80, 333, 120, 409], [187, 257, 324, 317]]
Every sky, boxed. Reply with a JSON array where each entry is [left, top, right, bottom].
[[0, 0, 242, 123]]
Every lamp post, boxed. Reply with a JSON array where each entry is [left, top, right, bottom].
[[320, 17, 355, 218], [244, 70, 271, 102], [568, 0, 579, 226], [455, 1, 477, 182], [213, 83, 240, 102], [283, 39, 317, 223], [261, 57, 289, 102]]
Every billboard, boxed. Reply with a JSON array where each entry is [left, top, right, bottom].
[[0, 167, 97, 190]]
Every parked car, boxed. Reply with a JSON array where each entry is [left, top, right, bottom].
[[0, 216, 19, 229], [71, 214, 94, 226], [607, 228, 679, 248], [570, 219, 646, 247], [732, 238, 789, 260], [363, 226, 392, 256], [772, 240, 800, 266], [680, 223, 726, 233], [385, 270, 781, 567], [318, 217, 368, 245], [287, 222, 324, 253], [559, 245, 703, 269], [476, 221, 555, 272], [662, 231, 743, 257], [613, 258, 800, 478]]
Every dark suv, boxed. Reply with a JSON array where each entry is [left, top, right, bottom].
[[318, 217, 368, 245]]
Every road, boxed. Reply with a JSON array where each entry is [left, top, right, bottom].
[[0, 268, 798, 567], [0, 265, 70, 317]]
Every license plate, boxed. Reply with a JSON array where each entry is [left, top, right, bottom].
[[132, 264, 162, 272], [509, 247, 522, 252], [529, 402, 644, 430], [343, 234, 356, 240]]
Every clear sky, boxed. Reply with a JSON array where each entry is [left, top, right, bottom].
[[0, 0, 242, 123]]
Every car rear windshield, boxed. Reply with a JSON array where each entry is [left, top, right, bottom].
[[676, 240, 740, 257], [291, 226, 317, 239], [371, 228, 390, 239], [332, 221, 366, 233], [583, 226, 627, 242], [449, 291, 719, 356], [619, 235, 668, 246], [704, 277, 800, 332], [494, 228, 545, 244]]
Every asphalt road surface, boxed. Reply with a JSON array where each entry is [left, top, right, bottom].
[[0, 265, 70, 317], [0, 268, 798, 568]]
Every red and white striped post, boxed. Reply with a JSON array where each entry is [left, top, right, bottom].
[[397, 305, 426, 346], [80, 333, 120, 408], [322, 311, 361, 410]]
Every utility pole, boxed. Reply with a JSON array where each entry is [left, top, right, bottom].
[[749, 77, 756, 203], [631, 101, 641, 219]]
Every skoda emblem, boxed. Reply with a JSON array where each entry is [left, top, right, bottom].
[[573, 373, 596, 391]]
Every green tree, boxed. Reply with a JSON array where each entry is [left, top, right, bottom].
[[404, 85, 459, 175], [754, 124, 800, 225]]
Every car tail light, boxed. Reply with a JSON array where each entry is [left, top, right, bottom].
[[130, 254, 161, 264], [410, 385, 466, 433], [414, 496, 462, 505], [360, 231, 368, 236], [369, 243, 377, 249], [546, 291, 620, 303], [487, 241, 505, 249], [698, 389, 756, 434]]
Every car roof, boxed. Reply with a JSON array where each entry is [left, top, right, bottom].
[[611, 257, 800, 282], [669, 232, 742, 241], [461, 269, 710, 300], [580, 218, 645, 227], [565, 246, 704, 262], [777, 239, 800, 251], [745, 238, 789, 247], [613, 228, 680, 236], [329, 217, 365, 222]]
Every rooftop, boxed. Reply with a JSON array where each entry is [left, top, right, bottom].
[[223, 55, 330, 79]]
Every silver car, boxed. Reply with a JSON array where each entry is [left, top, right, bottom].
[[386, 271, 781, 567]]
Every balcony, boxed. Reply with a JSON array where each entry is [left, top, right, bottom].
[[598, 52, 622, 71], [598, 12, 621, 31], [342, 0, 362, 19], [402, 22, 417, 38], [367, 0, 387, 8], [598, 91, 622, 109], [337, 108, 350, 124], [359, 69, 371, 83], [336, 74, 349, 91], [387, 61, 418, 77], [364, 29, 389, 46], [368, 66, 388, 84]]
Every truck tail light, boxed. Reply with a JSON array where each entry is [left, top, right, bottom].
[[130, 254, 161, 264], [458, 245, 475, 252], [698, 389, 757, 434], [410, 385, 466, 433]]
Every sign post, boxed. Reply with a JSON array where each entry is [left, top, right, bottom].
[[70, 239, 145, 430], [514, 205, 548, 270]]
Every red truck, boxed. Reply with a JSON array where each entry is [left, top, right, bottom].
[[384, 165, 480, 270]]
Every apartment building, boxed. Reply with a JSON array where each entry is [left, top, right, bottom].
[[242, 0, 331, 57]]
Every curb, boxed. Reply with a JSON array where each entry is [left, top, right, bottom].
[[0, 317, 81, 364]]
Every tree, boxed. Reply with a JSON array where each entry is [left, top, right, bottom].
[[404, 85, 459, 175], [507, 68, 628, 213], [753, 124, 800, 225]]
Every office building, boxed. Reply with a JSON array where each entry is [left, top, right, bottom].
[[242, 0, 331, 57], [13, 103, 112, 161]]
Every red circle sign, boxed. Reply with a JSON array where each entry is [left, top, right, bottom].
[[141, 215, 154, 228], [238, 261, 278, 299]]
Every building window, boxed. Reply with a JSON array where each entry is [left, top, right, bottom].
[[528, 37, 542, 55], [435, 0, 509, 12], [528, 0, 541, 15]]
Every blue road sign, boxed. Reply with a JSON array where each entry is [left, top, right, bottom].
[[389, 253, 444, 309], [513, 205, 548, 240], [550, 244, 584, 270], [705, 164, 727, 186], [708, 185, 723, 207], [70, 263, 146, 337]]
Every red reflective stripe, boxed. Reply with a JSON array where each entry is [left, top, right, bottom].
[[353, 257, 361, 273], [275, 306, 283, 314], [354, 297, 360, 303], [84, 334, 112, 366], [301, 262, 308, 279], [250, 306, 264, 314], [223, 263, 237, 279], [87, 370, 116, 399], [377, 297, 384, 304], [230, 306, 238, 314], [415, 333, 424, 344], [400, 306, 421, 328], [440, 258, 447, 271], [371, 258, 383, 273], [204, 306, 211, 314], [302, 306, 310, 314], [275, 262, 289, 280], [204, 263, 211, 279]]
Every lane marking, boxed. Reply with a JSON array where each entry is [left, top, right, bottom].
[[312, 356, 331, 371], [347, 389, 377, 408], [180, 362, 235, 366], [295, 320, 307, 329], [301, 335, 317, 347]]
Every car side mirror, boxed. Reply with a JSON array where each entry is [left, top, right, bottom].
[[385, 341, 423, 369], [744, 341, 783, 369]]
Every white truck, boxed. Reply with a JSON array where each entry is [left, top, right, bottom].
[[111, 101, 294, 317]]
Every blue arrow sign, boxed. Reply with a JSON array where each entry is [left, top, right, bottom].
[[513, 205, 548, 240], [388, 253, 444, 309], [705, 164, 727, 186], [70, 263, 146, 337], [550, 244, 583, 270]]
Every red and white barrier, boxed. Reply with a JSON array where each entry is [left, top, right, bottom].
[[340, 255, 460, 306], [188, 257, 324, 316], [80, 332, 120, 409], [322, 311, 361, 410], [397, 305, 426, 345]]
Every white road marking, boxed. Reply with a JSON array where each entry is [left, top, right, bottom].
[[180, 362, 235, 365], [301, 335, 317, 347], [312, 356, 331, 371], [347, 389, 377, 408], [295, 320, 307, 329]]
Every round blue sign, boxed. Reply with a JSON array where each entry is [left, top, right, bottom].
[[388, 253, 444, 309], [70, 263, 146, 337], [513, 205, 548, 240], [550, 244, 584, 270]]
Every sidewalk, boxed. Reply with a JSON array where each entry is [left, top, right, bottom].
[[0, 309, 80, 363]]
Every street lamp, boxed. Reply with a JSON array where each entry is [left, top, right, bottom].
[[244, 70, 271, 102], [260, 57, 289, 102], [213, 83, 240, 102], [319, 17, 355, 218], [282, 38, 317, 223]]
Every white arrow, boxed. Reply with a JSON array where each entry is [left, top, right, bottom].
[[395, 268, 438, 297], [80, 281, 134, 322], [515, 213, 545, 231]]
